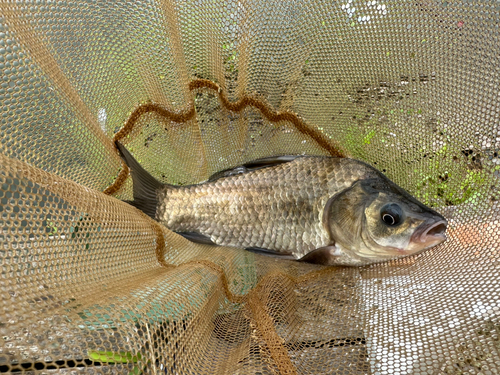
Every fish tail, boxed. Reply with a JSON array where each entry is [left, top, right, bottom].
[[115, 142, 164, 219]]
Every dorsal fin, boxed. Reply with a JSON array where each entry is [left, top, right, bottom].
[[208, 155, 302, 181]]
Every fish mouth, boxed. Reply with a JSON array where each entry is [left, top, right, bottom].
[[410, 219, 448, 248]]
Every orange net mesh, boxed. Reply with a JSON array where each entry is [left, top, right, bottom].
[[1, 1, 499, 373]]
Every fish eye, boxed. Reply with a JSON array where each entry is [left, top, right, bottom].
[[380, 204, 403, 226]]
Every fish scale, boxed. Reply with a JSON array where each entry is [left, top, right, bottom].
[[157, 157, 376, 257]]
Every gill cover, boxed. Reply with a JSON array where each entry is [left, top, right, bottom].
[[324, 179, 377, 258]]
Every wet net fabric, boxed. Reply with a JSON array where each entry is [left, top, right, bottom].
[[0, 1, 499, 374]]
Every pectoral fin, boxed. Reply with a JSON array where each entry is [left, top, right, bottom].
[[299, 245, 342, 265]]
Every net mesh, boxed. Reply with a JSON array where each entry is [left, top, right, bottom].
[[1, 1, 499, 374]]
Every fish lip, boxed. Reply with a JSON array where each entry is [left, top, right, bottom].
[[411, 219, 448, 244]]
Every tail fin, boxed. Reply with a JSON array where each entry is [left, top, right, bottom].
[[115, 142, 163, 219]]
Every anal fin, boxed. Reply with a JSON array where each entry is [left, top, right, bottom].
[[176, 232, 216, 245]]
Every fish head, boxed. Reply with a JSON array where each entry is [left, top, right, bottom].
[[325, 178, 447, 264]]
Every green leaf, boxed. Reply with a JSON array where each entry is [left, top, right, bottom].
[[88, 350, 143, 364]]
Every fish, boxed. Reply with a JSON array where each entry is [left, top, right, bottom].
[[116, 142, 447, 266]]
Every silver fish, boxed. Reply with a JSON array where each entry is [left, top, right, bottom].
[[117, 143, 447, 266]]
